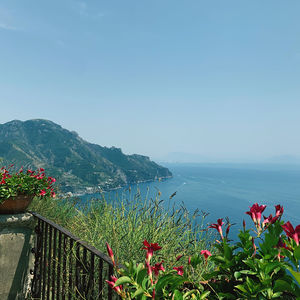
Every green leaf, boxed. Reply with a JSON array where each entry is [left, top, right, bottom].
[[294, 245, 300, 260], [190, 255, 202, 268], [223, 243, 233, 261], [114, 276, 132, 286], [245, 277, 255, 293], [235, 284, 248, 293], [272, 292, 283, 298], [200, 291, 211, 299], [136, 269, 147, 285], [141, 294, 148, 300], [234, 271, 241, 280], [265, 262, 281, 275], [289, 268, 300, 285], [212, 255, 226, 264], [136, 262, 144, 274], [274, 279, 292, 292], [132, 287, 145, 298], [155, 274, 185, 296], [243, 259, 255, 269], [173, 290, 183, 300], [142, 277, 148, 290], [183, 289, 199, 298], [239, 270, 257, 275]]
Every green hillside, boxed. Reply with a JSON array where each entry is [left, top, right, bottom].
[[0, 119, 172, 193]]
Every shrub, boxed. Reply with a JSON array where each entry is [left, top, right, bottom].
[[107, 203, 300, 299], [0, 164, 56, 202]]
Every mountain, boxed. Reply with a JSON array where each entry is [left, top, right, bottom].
[[0, 119, 172, 193]]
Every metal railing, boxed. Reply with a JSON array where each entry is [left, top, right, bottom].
[[30, 212, 119, 300]]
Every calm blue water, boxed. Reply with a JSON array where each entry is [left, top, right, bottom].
[[80, 163, 300, 238]]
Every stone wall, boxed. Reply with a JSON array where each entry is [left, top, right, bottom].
[[0, 213, 35, 300]]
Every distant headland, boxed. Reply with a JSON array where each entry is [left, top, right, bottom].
[[0, 119, 172, 193]]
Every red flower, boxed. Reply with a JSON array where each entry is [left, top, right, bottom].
[[106, 242, 115, 266], [176, 254, 183, 261], [276, 236, 290, 250], [40, 190, 46, 196], [142, 240, 162, 261], [245, 203, 266, 225], [275, 205, 284, 217], [106, 275, 122, 294], [201, 250, 212, 261], [173, 266, 184, 276], [263, 214, 279, 226], [151, 261, 165, 276], [208, 218, 224, 239], [282, 221, 300, 246], [48, 177, 56, 183], [226, 224, 231, 237]]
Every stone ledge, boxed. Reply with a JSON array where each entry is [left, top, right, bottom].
[[0, 213, 34, 229]]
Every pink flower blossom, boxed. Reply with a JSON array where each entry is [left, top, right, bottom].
[[173, 266, 184, 276], [201, 250, 212, 261], [208, 218, 224, 239], [142, 240, 162, 261], [276, 236, 290, 250], [106, 275, 122, 294], [40, 190, 46, 196], [151, 261, 165, 276], [282, 221, 300, 246], [275, 205, 284, 217], [263, 214, 279, 227], [226, 224, 231, 237], [246, 203, 266, 226], [176, 254, 183, 261], [106, 242, 115, 266]]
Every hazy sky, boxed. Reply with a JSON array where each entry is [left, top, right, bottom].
[[0, 1, 299, 162]]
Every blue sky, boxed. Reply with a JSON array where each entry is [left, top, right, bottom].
[[0, 1, 299, 162]]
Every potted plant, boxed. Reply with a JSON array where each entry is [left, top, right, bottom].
[[0, 164, 56, 214]]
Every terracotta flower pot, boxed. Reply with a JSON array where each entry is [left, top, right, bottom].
[[0, 194, 34, 214]]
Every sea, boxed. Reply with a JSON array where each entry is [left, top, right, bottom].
[[80, 163, 300, 238]]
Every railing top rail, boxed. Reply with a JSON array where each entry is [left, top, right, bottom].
[[30, 211, 114, 266]]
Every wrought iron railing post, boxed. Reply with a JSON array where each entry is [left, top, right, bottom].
[[30, 212, 120, 300], [31, 219, 42, 298]]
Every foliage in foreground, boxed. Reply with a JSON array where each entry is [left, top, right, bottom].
[[29, 191, 213, 275], [106, 203, 300, 299]]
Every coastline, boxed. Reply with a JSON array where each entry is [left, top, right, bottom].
[[59, 175, 173, 198]]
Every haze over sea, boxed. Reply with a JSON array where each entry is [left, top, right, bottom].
[[81, 163, 300, 237]]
